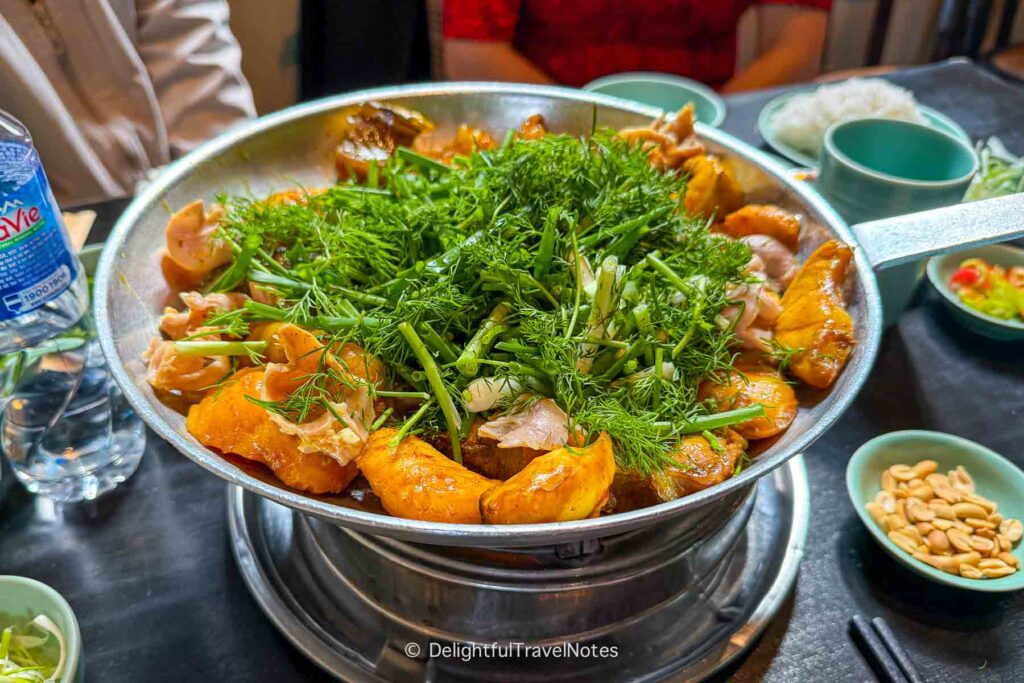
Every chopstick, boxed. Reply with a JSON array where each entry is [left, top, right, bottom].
[[849, 615, 909, 683], [871, 617, 925, 683]]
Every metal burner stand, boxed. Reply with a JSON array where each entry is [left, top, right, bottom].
[[228, 456, 809, 682]]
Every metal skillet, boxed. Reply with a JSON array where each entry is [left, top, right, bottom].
[[94, 83, 1024, 548]]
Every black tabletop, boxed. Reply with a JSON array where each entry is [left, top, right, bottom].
[[2, 58, 1023, 682]]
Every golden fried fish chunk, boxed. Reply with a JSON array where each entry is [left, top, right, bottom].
[[480, 433, 615, 525], [358, 429, 499, 524], [774, 240, 854, 389], [187, 368, 358, 494], [698, 365, 797, 440], [683, 154, 744, 219], [720, 204, 800, 252], [652, 430, 748, 500]]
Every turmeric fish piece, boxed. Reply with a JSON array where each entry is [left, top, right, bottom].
[[698, 365, 797, 440], [187, 368, 358, 494], [720, 204, 800, 252], [480, 432, 615, 524], [652, 430, 748, 500], [683, 154, 744, 219], [358, 429, 498, 524], [773, 240, 855, 389]]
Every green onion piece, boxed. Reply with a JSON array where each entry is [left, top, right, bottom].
[[334, 184, 391, 196], [644, 253, 688, 291], [600, 339, 647, 380], [335, 285, 388, 308], [248, 270, 310, 291], [499, 128, 516, 151], [675, 405, 765, 434], [578, 255, 619, 372], [370, 407, 394, 431], [398, 322, 463, 464], [455, 302, 511, 377], [206, 233, 260, 293], [390, 397, 435, 446], [533, 205, 560, 281], [375, 390, 431, 400], [397, 146, 451, 174], [174, 341, 266, 358], [653, 346, 664, 409], [418, 322, 460, 364]]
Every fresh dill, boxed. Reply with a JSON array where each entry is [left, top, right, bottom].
[[209, 129, 753, 474]]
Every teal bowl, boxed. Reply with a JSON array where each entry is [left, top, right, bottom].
[[583, 72, 726, 127], [847, 431, 1024, 592], [758, 91, 971, 168], [926, 243, 1024, 341], [0, 576, 82, 681]]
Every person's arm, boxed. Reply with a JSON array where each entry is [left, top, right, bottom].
[[443, 39, 554, 83], [134, 0, 257, 156], [441, 0, 553, 83], [721, 9, 828, 93]]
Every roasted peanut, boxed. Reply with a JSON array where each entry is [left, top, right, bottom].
[[914, 552, 959, 575], [874, 490, 897, 514], [865, 502, 886, 525], [882, 514, 908, 532], [890, 461, 937, 482], [871, 463, 1018, 580], [965, 518, 997, 531], [964, 493, 997, 514], [947, 528, 973, 552], [969, 535, 996, 554], [978, 558, 1010, 570], [889, 531, 919, 555], [982, 565, 1016, 578], [905, 499, 935, 523], [998, 552, 1020, 569], [926, 529, 951, 554], [908, 483, 934, 501], [953, 551, 982, 566], [960, 564, 984, 579], [999, 518, 1022, 543], [926, 473, 963, 504], [949, 466, 975, 493], [901, 524, 923, 546], [952, 502, 987, 519], [927, 500, 956, 519]]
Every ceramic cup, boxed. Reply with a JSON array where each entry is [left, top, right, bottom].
[[817, 118, 978, 323], [583, 72, 727, 127]]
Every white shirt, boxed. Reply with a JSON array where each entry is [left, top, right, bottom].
[[0, 0, 256, 205]]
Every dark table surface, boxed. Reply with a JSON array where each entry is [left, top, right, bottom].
[[2, 58, 1023, 682]]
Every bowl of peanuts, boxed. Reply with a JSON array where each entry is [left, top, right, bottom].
[[847, 430, 1024, 591]]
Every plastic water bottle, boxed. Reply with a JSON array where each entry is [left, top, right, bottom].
[[0, 109, 144, 502]]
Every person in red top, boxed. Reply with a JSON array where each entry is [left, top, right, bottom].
[[443, 0, 831, 92]]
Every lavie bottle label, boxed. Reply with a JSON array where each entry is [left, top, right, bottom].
[[0, 143, 78, 321]]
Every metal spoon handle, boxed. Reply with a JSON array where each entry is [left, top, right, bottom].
[[851, 193, 1024, 270]]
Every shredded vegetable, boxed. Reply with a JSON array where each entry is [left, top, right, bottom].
[[0, 613, 66, 682], [948, 257, 1024, 321], [964, 137, 1024, 202]]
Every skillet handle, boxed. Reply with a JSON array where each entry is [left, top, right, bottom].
[[850, 194, 1024, 270]]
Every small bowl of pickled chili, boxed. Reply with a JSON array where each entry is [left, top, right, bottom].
[[927, 243, 1024, 340]]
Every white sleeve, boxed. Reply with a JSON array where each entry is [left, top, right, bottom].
[[134, 0, 257, 157]]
